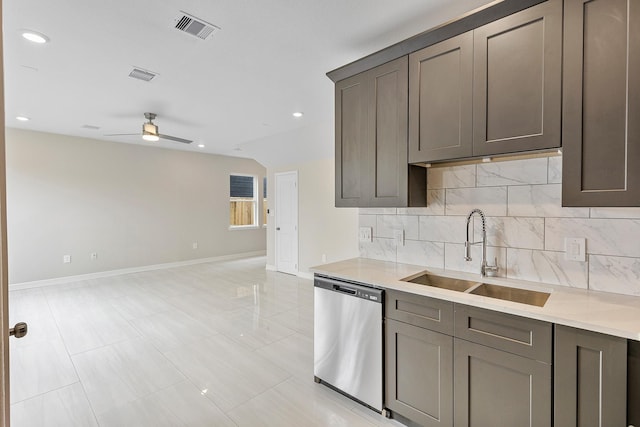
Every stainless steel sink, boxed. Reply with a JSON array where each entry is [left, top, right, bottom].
[[402, 273, 478, 293], [469, 283, 550, 307]]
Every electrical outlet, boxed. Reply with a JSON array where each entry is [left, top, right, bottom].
[[63, 255, 71, 264], [394, 229, 405, 246], [359, 227, 372, 242], [90, 252, 98, 261], [564, 237, 586, 262], [322, 254, 327, 263], [192, 242, 198, 249]]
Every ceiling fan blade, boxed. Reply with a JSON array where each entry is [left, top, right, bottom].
[[159, 134, 192, 144], [104, 133, 138, 137]]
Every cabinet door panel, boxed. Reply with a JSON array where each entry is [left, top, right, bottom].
[[554, 325, 627, 427], [409, 32, 473, 162], [386, 319, 453, 427], [369, 57, 409, 206], [562, 0, 640, 206], [335, 75, 368, 207], [473, 0, 561, 156], [454, 339, 551, 427]]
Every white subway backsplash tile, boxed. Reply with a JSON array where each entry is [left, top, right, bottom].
[[377, 215, 419, 240], [477, 158, 547, 187], [508, 184, 589, 218], [545, 218, 640, 257], [476, 217, 544, 250], [357, 156, 640, 297], [397, 189, 445, 216], [427, 165, 476, 189], [360, 238, 396, 262], [506, 249, 588, 288], [419, 216, 469, 243], [359, 208, 397, 215], [445, 187, 507, 216], [589, 255, 640, 296], [547, 156, 562, 184], [358, 215, 377, 236], [397, 240, 444, 269], [590, 207, 640, 219]]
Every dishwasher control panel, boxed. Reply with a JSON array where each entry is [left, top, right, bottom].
[[314, 275, 383, 304]]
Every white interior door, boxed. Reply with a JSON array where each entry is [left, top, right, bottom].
[[275, 171, 298, 275]]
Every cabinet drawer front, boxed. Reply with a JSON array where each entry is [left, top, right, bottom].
[[454, 305, 551, 363], [386, 290, 453, 335]]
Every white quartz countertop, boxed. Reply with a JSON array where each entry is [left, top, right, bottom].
[[311, 258, 640, 341]]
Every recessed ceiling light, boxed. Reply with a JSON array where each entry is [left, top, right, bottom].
[[292, 112, 303, 118], [21, 30, 49, 44], [16, 116, 30, 122], [197, 144, 205, 148]]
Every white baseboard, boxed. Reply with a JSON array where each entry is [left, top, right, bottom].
[[9, 250, 267, 291], [297, 271, 314, 280], [265, 264, 277, 271]]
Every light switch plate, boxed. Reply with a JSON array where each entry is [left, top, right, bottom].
[[359, 227, 372, 242], [394, 229, 405, 246], [564, 237, 586, 262]]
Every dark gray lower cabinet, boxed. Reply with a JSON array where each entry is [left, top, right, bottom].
[[554, 325, 627, 427], [453, 339, 551, 427], [385, 318, 453, 427]]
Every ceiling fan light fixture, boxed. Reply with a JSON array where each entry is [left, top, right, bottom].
[[142, 122, 159, 141], [142, 133, 160, 142]]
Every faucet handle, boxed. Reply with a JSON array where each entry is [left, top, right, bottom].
[[485, 257, 499, 277]]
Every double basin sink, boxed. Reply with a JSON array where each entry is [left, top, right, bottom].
[[402, 272, 550, 307]]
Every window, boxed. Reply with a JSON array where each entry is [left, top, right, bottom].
[[230, 174, 258, 228], [263, 177, 267, 226]]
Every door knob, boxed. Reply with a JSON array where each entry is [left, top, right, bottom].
[[9, 322, 28, 339], [276, 227, 281, 230]]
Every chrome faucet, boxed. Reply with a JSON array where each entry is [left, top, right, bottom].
[[464, 208, 498, 277]]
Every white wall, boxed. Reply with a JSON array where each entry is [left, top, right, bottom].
[[5, 128, 266, 284], [266, 157, 358, 275], [360, 155, 640, 296]]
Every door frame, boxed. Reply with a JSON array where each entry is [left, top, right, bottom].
[[274, 171, 298, 275], [0, 3, 10, 423]]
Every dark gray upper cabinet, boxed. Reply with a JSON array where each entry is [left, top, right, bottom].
[[409, 0, 562, 164], [335, 57, 426, 208], [409, 32, 473, 163], [335, 72, 368, 207], [554, 325, 628, 427], [562, 0, 640, 206], [473, 0, 562, 156]]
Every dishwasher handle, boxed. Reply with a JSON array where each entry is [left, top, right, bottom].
[[332, 284, 357, 295]]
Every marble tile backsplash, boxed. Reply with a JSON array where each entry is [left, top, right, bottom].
[[359, 156, 640, 296]]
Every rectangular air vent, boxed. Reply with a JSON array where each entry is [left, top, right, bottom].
[[173, 11, 220, 40], [128, 68, 157, 82]]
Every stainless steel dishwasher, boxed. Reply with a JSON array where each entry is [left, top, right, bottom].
[[313, 275, 383, 412]]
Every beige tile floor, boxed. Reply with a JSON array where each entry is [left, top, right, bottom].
[[8, 256, 404, 426]]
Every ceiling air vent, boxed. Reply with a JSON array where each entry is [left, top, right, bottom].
[[173, 11, 219, 40], [128, 68, 157, 82], [81, 124, 100, 130]]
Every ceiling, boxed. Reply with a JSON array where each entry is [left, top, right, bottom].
[[3, 0, 490, 167]]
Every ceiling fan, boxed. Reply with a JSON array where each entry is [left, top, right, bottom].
[[105, 112, 192, 144]]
